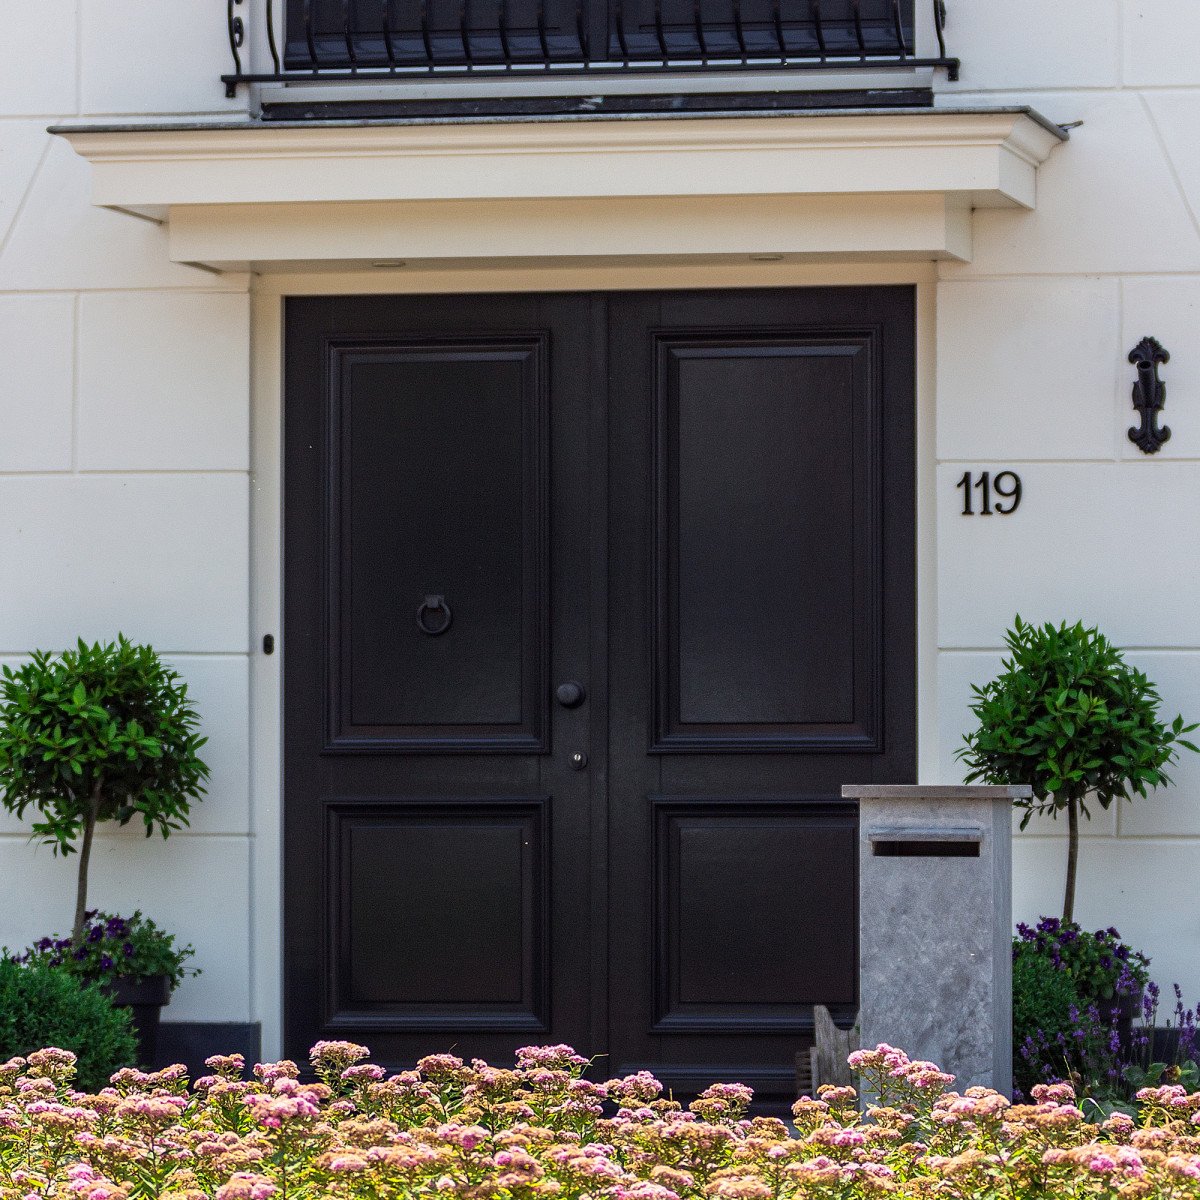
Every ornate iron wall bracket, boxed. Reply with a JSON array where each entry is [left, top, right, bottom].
[[1128, 336, 1171, 454]]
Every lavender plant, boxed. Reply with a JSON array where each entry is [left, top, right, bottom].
[[1124, 983, 1200, 1095]]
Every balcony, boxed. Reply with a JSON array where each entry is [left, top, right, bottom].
[[223, 0, 958, 108]]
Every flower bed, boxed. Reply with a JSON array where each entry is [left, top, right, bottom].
[[3, 1042, 1200, 1200]]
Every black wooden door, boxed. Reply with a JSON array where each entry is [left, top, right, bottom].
[[284, 288, 915, 1101]]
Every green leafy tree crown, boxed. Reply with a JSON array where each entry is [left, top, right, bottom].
[[0, 636, 210, 939], [956, 617, 1194, 818], [956, 616, 1196, 920]]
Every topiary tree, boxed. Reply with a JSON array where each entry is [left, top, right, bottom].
[[957, 617, 1196, 923], [0, 636, 209, 943]]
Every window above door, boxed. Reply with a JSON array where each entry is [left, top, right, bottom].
[[222, 0, 958, 115]]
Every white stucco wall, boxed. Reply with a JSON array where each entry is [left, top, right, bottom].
[[936, 2, 1200, 1000], [0, 4, 252, 1024], [2, 0, 1200, 1040]]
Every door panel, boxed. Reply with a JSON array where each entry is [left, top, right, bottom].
[[284, 287, 915, 1099], [606, 288, 914, 1105], [285, 294, 596, 1065], [653, 797, 860, 1031]]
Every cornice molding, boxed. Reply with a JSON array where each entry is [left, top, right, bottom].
[[58, 110, 1063, 161], [53, 107, 1065, 269]]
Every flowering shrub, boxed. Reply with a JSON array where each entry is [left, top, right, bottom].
[[1015, 919, 1149, 1002], [1012, 920, 1200, 1109], [4, 1041, 1200, 1200], [16, 912, 197, 991]]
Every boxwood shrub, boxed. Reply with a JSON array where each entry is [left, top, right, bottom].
[[0, 957, 136, 1091]]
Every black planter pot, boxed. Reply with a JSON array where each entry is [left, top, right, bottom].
[[1151, 1026, 1181, 1063], [103, 974, 172, 1067]]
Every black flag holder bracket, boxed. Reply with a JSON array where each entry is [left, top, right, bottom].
[[1128, 336, 1172, 455]]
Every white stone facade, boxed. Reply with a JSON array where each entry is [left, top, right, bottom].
[[936, 2, 1200, 1000], [1, 0, 1199, 1049]]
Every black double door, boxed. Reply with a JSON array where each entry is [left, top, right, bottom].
[[284, 287, 915, 1105]]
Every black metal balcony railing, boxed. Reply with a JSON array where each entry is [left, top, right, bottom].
[[222, 0, 958, 97]]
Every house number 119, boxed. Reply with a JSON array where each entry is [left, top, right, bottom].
[[956, 470, 1022, 516]]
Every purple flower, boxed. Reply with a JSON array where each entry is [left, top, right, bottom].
[[99, 956, 114, 972], [123, 942, 135, 958]]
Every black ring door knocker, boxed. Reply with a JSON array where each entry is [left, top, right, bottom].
[[416, 594, 453, 636]]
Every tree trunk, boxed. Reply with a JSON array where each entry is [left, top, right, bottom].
[[72, 782, 102, 944], [1063, 795, 1080, 925]]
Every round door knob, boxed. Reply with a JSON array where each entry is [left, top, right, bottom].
[[556, 681, 586, 708]]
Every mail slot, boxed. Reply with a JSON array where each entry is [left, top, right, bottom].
[[869, 826, 983, 858]]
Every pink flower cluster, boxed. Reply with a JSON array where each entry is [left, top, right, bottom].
[[3, 1042, 1200, 1200]]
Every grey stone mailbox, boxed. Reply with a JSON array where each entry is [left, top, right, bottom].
[[842, 783, 1031, 1096]]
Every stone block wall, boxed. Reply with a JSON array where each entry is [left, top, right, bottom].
[[935, 1, 1200, 998], [0, 4, 252, 1024]]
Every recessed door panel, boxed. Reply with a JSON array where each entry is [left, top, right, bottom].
[[327, 798, 548, 1031], [653, 798, 859, 1033], [329, 338, 548, 752], [653, 334, 881, 751]]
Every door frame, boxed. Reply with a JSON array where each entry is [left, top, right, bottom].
[[249, 259, 940, 1060]]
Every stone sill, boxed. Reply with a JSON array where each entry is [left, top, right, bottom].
[[843, 784, 1033, 801]]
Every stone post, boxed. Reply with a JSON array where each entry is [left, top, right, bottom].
[[842, 784, 1032, 1096]]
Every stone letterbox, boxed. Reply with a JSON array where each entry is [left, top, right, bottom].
[[842, 783, 1032, 1096]]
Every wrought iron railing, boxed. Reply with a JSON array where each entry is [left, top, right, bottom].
[[222, 0, 957, 96]]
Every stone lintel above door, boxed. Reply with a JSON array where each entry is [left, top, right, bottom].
[[53, 107, 1065, 273]]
